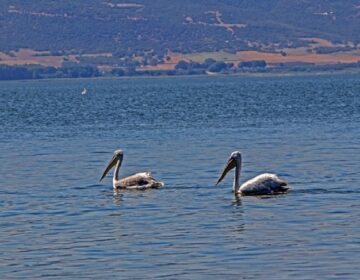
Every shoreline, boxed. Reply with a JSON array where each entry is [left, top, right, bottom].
[[1, 68, 360, 83]]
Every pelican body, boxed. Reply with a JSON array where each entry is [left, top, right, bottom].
[[100, 150, 164, 189], [216, 151, 289, 195]]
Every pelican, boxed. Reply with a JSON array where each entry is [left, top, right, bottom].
[[99, 149, 164, 189], [216, 151, 289, 195]]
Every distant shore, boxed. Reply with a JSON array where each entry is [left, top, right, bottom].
[[1, 67, 360, 83], [1, 46, 360, 81]]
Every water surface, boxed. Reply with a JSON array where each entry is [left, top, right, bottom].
[[1, 75, 360, 279]]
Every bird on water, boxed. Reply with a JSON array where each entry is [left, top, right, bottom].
[[100, 149, 164, 190], [216, 151, 289, 195]]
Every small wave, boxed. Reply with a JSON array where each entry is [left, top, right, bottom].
[[73, 183, 101, 190], [291, 188, 360, 195]]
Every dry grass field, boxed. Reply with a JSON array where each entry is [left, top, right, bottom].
[[1, 37, 360, 71]]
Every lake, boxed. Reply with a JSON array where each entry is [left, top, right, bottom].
[[1, 75, 360, 279]]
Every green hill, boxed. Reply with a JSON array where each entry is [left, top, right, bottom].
[[1, 0, 360, 56]]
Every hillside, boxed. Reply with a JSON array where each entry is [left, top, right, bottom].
[[1, 0, 360, 76]]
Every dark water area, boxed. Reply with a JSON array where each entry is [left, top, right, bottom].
[[1, 75, 360, 279]]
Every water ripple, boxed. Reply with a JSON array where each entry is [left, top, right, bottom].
[[1, 75, 360, 279]]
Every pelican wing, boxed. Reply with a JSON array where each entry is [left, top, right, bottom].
[[116, 172, 163, 189], [119, 173, 150, 186], [240, 173, 288, 195]]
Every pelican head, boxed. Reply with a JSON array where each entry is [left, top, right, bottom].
[[99, 149, 124, 182], [216, 151, 242, 186]]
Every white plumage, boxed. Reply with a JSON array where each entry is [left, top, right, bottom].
[[216, 151, 289, 195], [100, 150, 164, 190]]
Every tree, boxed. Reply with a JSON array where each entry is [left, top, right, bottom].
[[203, 58, 217, 68], [208, 61, 227, 72], [239, 60, 267, 68], [175, 60, 190, 70], [111, 68, 125, 76]]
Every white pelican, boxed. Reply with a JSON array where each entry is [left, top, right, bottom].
[[216, 151, 289, 195], [99, 149, 164, 189], [81, 88, 87, 95]]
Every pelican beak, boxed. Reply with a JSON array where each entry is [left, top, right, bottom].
[[216, 157, 236, 186], [99, 155, 118, 182]]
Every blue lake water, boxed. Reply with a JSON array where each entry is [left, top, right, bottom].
[[1, 75, 360, 279]]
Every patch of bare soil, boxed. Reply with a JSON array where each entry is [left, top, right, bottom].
[[0, 49, 66, 67]]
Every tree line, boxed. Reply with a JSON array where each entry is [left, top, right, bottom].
[[1, 59, 360, 80], [0, 65, 99, 80]]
